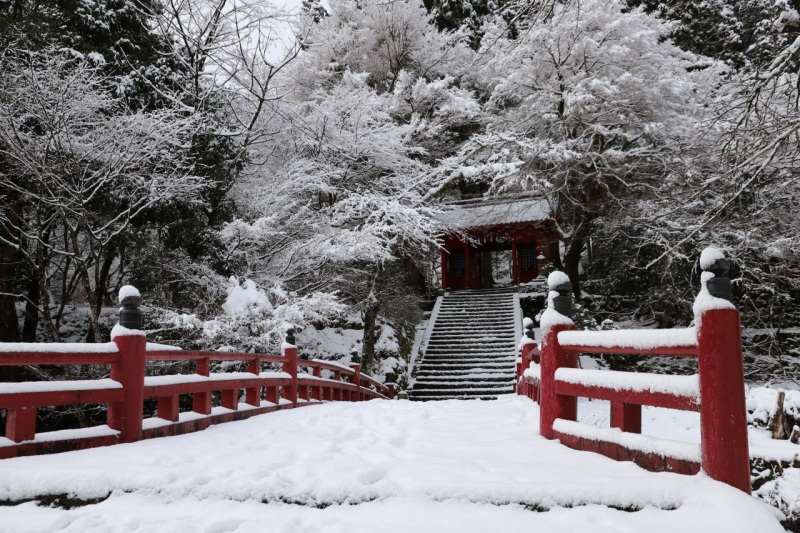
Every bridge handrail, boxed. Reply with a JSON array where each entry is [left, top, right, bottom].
[[0, 292, 393, 459], [517, 248, 751, 494]]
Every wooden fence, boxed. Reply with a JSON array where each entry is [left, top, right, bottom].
[[517, 248, 751, 493]]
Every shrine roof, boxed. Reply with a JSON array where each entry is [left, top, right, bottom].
[[437, 197, 553, 229]]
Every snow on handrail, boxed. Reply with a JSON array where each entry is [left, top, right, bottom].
[[558, 328, 697, 351], [555, 368, 699, 399]]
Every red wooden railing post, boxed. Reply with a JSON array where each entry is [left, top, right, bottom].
[[282, 328, 298, 406], [350, 364, 362, 402], [540, 273, 577, 440], [312, 367, 322, 400], [610, 402, 641, 433], [387, 384, 395, 400], [696, 251, 751, 494], [245, 359, 260, 406], [7, 407, 37, 442], [334, 370, 342, 401], [158, 396, 179, 422], [109, 286, 146, 443], [193, 357, 212, 414]]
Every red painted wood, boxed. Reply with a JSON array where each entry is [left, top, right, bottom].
[[350, 364, 361, 402], [245, 360, 260, 406], [0, 352, 119, 366], [387, 384, 395, 400], [7, 407, 37, 442], [312, 367, 322, 400], [555, 430, 700, 475], [0, 435, 119, 460], [282, 346, 298, 405], [0, 335, 390, 459], [463, 242, 470, 290], [697, 307, 751, 494], [554, 381, 700, 412], [511, 237, 518, 285], [540, 323, 578, 439], [146, 351, 285, 364], [157, 395, 180, 422], [441, 248, 448, 290], [0, 388, 124, 409], [265, 386, 279, 404], [297, 378, 310, 401], [559, 344, 697, 357], [143, 378, 289, 398], [221, 389, 238, 410], [109, 334, 146, 443], [193, 357, 212, 415], [611, 402, 642, 434], [334, 371, 342, 401]]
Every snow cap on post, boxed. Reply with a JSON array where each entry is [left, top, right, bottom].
[[700, 248, 732, 302], [118, 285, 143, 330], [548, 271, 573, 318]]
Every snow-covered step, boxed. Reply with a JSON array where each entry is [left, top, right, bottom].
[[410, 288, 519, 401]]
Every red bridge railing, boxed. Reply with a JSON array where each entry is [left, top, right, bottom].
[[517, 248, 751, 494], [0, 289, 393, 460]]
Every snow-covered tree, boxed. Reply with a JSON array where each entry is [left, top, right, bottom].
[[0, 49, 206, 341], [448, 0, 721, 296]]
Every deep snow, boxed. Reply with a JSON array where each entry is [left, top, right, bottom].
[[0, 396, 785, 532]]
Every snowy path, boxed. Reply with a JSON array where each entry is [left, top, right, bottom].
[[0, 397, 784, 532]]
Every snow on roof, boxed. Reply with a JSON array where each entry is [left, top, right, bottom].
[[438, 197, 552, 230]]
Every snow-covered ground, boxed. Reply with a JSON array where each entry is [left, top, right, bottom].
[[0, 397, 785, 532]]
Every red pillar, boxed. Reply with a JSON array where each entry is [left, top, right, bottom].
[[611, 402, 641, 434], [512, 238, 518, 285], [463, 243, 470, 290], [539, 322, 577, 440], [441, 249, 448, 290], [109, 333, 146, 443], [698, 307, 751, 494], [282, 345, 298, 405]]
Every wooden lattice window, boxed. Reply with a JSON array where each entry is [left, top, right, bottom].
[[520, 246, 537, 272], [451, 249, 465, 276]]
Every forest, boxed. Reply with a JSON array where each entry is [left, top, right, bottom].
[[0, 0, 798, 384]]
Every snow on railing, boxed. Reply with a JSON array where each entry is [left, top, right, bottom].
[[0, 289, 392, 460], [517, 250, 751, 494]]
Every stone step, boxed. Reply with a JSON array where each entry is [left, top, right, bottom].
[[426, 341, 516, 348], [415, 371, 515, 379], [415, 362, 514, 370], [413, 377, 514, 386], [410, 387, 515, 397], [422, 348, 516, 355]]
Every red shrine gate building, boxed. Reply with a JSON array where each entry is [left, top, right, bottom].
[[439, 197, 560, 291]]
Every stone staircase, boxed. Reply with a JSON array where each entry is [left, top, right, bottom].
[[410, 288, 518, 401]]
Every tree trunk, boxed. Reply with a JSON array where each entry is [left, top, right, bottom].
[[563, 235, 585, 299], [0, 186, 21, 342], [21, 270, 40, 342], [361, 302, 379, 375]]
